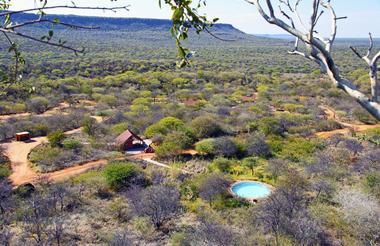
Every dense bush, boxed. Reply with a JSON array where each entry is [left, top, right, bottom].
[[362, 171, 380, 201], [199, 173, 232, 206], [211, 137, 238, 158], [315, 120, 342, 132], [103, 162, 138, 189], [210, 157, 233, 173], [190, 115, 222, 139], [62, 139, 82, 150], [128, 185, 181, 228], [155, 131, 194, 159], [246, 132, 269, 157], [145, 116, 189, 138], [47, 131, 66, 147], [0, 150, 11, 179], [195, 139, 214, 155], [29, 96, 49, 114]]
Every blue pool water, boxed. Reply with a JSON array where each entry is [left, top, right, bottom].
[[231, 182, 271, 199]]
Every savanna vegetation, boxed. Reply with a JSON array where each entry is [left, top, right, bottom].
[[0, 9, 379, 246]]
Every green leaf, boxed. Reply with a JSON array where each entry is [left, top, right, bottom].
[[172, 7, 184, 22], [5, 14, 10, 25], [183, 32, 188, 40], [178, 46, 186, 58], [48, 30, 53, 37]]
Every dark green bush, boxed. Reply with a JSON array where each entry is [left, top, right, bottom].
[[103, 162, 138, 189], [47, 131, 66, 147], [62, 139, 82, 150]]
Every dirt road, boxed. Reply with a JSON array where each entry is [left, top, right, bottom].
[[1, 115, 100, 186], [8, 153, 155, 186], [315, 106, 379, 138], [3, 101, 378, 187]]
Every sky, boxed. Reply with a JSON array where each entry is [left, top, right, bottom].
[[8, 0, 380, 38]]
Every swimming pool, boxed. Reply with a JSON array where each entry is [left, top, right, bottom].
[[231, 181, 271, 199]]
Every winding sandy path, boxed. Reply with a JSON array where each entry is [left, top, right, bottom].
[[1, 115, 100, 186], [5, 100, 377, 187], [8, 152, 155, 186], [315, 106, 379, 138]]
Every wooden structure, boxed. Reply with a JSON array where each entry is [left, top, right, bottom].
[[114, 130, 154, 153], [241, 95, 256, 101], [16, 132, 30, 141], [183, 100, 198, 105]]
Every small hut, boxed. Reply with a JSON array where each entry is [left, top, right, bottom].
[[241, 95, 256, 102], [114, 130, 154, 153], [16, 132, 30, 141]]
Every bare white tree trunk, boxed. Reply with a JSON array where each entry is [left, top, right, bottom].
[[245, 0, 380, 121]]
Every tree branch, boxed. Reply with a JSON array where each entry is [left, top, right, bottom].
[[293, 0, 308, 33], [246, 0, 380, 119], [350, 46, 364, 59], [204, 27, 238, 42], [0, 28, 85, 55], [309, 0, 320, 41], [2, 32, 19, 83], [266, 0, 276, 18], [320, 0, 338, 52], [366, 32, 374, 58], [373, 51, 380, 66]]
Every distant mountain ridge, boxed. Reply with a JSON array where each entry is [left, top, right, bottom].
[[5, 12, 243, 33], [0, 11, 286, 52]]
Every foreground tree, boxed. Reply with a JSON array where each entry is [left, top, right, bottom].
[[249, 0, 380, 120], [335, 189, 380, 245], [127, 185, 181, 228], [199, 173, 232, 206]]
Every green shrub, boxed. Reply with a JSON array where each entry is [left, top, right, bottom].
[[0, 166, 11, 178], [315, 120, 342, 131], [284, 103, 307, 113], [62, 139, 82, 150], [47, 131, 66, 147], [111, 123, 129, 135], [258, 116, 284, 136], [100, 95, 118, 107], [242, 157, 259, 175], [210, 157, 232, 173], [29, 96, 49, 114], [155, 142, 181, 159], [195, 139, 214, 155], [190, 115, 222, 139], [103, 162, 138, 189], [280, 137, 322, 162], [363, 171, 380, 201], [13, 103, 26, 112], [145, 116, 187, 138]]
